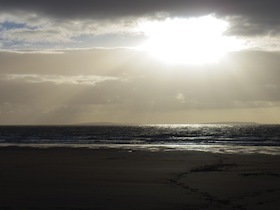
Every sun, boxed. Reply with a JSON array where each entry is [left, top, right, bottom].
[[137, 15, 244, 65]]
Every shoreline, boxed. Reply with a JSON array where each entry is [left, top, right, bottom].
[[0, 143, 280, 156], [0, 147, 279, 209]]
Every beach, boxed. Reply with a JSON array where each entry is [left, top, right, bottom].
[[0, 147, 279, 210]]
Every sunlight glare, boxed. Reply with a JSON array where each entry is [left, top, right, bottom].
[[137, 15, 244, 65]]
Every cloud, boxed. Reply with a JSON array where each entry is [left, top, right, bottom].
[[0, 48, 280, 124], [0, 0, 273, 19], [233, 100, 277, 109], [0, 1, 188, 19], [1, 1, 280, 50], [1, 49, 280, 101], [2, 28, 73, 44], [176, 93, 185, 103], [0, 12, 141, 49], [0, 0, 280, 48], [1, 2, 280, 124], [1, 74, 118, 85], [1, 0, 280, 37]]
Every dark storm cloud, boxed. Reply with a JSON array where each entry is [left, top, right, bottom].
[[0, 0, 278, 19], [1, 0, 200, 18], [1, 0, 280, 36]]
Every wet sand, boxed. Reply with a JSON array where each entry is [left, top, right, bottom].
[[0, 147, 279, 210]]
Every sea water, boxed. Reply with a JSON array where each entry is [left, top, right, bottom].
[[0, 124, 279, 155]]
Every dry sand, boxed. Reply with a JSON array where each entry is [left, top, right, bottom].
[[0, 147, 279, 210]]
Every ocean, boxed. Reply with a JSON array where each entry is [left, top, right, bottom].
[[0, 124, 280, 155]]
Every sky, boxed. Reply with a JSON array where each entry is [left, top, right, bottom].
[[1, 0, 280, 125]]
